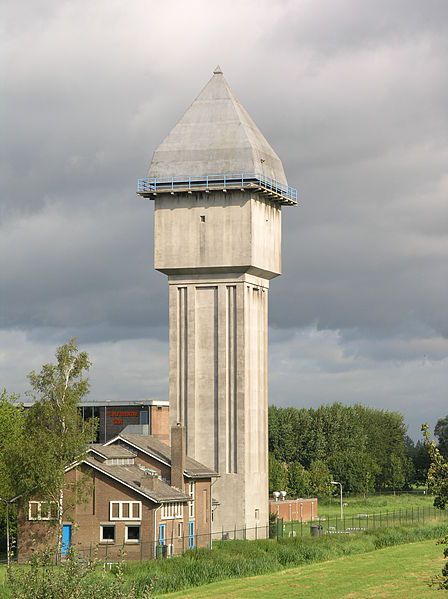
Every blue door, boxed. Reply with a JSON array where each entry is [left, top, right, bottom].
[[62, 524, 72, 557], [188, 521, 194, 549], [158, 523, 166, 545]]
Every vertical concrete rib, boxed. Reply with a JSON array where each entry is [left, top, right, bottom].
[[177, 287, 188, 426], [226, 285, 237, 473]]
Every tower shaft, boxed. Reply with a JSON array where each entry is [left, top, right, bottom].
[[168, 271, 269, 532]]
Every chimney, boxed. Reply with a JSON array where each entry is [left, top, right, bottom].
[[144, 471, 159, 491], [171, 423, 186, 491]]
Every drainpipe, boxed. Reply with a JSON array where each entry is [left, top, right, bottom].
[[153, 504, 162, 559]]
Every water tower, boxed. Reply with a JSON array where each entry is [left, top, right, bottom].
[[138, 67, 297, 534]]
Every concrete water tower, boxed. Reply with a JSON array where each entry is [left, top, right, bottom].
[[138, 66, 297, 534]]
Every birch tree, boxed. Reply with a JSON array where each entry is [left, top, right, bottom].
[[24, 339, 96, 559]]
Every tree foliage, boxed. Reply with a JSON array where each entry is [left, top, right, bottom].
[[0, 340, 98, 559], [434, 415, 448, 459], [6, 547, 153, 598], [422, 423, 448, 589], [269, 403, 413, 497]]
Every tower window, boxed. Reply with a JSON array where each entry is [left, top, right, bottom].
[[200, 215, 206, 222]]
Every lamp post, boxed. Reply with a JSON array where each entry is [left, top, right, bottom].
[[330, 481, 343, 520], [0, 494, 22, 566]]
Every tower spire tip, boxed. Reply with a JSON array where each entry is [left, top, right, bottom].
[[213, 65, 223, 75]]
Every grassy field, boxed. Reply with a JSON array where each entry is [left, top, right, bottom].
[[319, 492, 434, 518], [275, 494, 443, 540], [164, 538, 444, 598]]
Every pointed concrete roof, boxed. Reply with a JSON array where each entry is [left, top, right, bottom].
[[148, 67, 287, 184]]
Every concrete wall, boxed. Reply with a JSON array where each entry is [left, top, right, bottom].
[[154, 193, 281, 279], [168, 271, 269, 534]]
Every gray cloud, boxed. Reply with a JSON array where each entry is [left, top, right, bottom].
[[1, 0, 447, 438]]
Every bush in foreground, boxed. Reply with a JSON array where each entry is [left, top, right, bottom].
[[4, 548, 153, 599]]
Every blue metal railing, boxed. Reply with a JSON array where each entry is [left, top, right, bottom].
[[137, 172, 298, 204]]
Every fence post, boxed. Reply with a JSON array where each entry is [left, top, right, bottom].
[[255, 522, 258, 540]]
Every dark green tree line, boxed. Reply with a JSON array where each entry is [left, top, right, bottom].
[[268, 403, 415, 496]]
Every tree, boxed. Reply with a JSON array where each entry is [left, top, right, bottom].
[[328, 450, 379, 496], [21, 340, 97, 559], [0, 390, 25, 557], [269, 454, 288, 494], [422, 423, 448, 589], [434, 415, 448, 459], [287, 462, 310, 497], [0, 391, 25, 498], [308, 460, 332, 497], [410, 440, 431, 485]]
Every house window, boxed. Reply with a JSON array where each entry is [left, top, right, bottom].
[[100, 524, 115, 543], [161, 502, 183, 519], [109, 501, 141, 521], [125, 525, 140, 543], [188, 482, 195, 519], [28, 501, 58, 521], [178, 521, 183, 538]]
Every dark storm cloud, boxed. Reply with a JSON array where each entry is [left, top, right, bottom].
[[1, 0, 447, 435]]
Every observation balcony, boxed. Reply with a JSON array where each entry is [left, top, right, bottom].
[[137, 172, 298, 206]]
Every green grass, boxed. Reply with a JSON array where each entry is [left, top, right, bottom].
[[319, 492, 434, 519], [122, 521, 448, 596], [164, 538, 444, 598]]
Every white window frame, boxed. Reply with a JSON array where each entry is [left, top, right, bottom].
[[100, 523, 116, 543], [161, 502, 183, 520], [178, 521, 183, 538], [125, 524, 141, 544], [109, 500, 142, 521], [28, 501, 58, 521], [188, 482, 195, 519]]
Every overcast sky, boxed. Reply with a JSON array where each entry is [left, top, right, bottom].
[[1, 0, 447, 439]]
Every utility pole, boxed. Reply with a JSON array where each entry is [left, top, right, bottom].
[[330, 481, 343, 520]]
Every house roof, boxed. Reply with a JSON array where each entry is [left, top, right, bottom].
[[79, 456, 189, 503], [147, 66, 287, 185], [89, 444, 136, 459], [107, 433, 218, 479]]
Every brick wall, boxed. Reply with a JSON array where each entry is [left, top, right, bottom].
[[269, 498, 318, 522]]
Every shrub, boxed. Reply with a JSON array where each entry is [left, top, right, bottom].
[[5, 548, 153, 599]]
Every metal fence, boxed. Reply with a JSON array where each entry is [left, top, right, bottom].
[[32, 505, 447, 563], [273, 505, 448, 540], [137, 172, 298, 204]]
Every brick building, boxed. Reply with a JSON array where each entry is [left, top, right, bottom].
[[269, 497, 318, 522], [17, 426, 216, 561]]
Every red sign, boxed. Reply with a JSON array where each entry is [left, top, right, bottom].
[[109, 410, 139, 418]]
